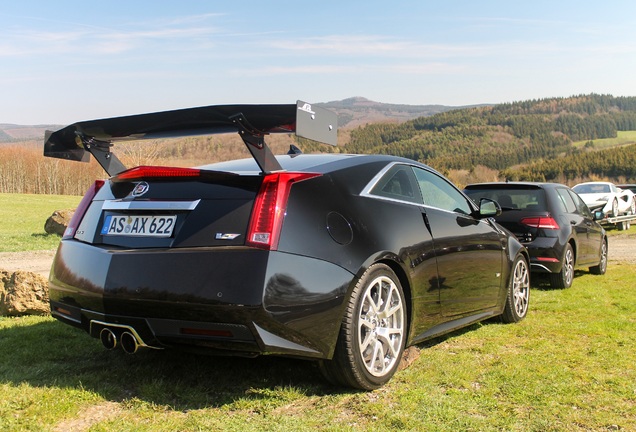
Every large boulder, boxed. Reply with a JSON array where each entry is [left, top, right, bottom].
[[0, 270, 50, 316], [44, 209, 75, 236]]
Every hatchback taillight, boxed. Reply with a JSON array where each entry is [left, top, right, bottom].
[[520, 216, 560, 230], [246, 172, 321, 250], [63, 180, 105, 239]]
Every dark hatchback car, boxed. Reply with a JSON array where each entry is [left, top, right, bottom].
[[464, 182, 607, 288], [44, 102, 530, 390]]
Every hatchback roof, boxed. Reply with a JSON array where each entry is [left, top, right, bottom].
[[465, 182, 565, 189]]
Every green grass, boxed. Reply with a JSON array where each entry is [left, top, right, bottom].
[[1, 264, 635, 431], [573, 130, 636, 149], [0, 193, 81, 252], [606, 222, 636, 236]]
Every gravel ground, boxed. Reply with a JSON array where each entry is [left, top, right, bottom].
[[607, 233, 636, 264], [0, 234, 633, 278], [0, 249, 56, 277]]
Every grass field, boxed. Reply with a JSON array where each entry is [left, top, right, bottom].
[[0, 193, 80, 252], [1, 264, 634, 431], [572, 130, 636, 149]]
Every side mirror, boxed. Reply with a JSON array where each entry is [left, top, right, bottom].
[[593, 210, 604, 221], [477, 198, 501, 218]]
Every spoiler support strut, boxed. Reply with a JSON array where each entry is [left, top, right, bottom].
[[78, 134, 127, 176], [230, 113, 283, 173]]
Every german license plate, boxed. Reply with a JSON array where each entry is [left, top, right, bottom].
[[101, 215, 177, 237]]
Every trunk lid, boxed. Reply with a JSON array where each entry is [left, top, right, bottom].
[[73, 167, 261, 249]]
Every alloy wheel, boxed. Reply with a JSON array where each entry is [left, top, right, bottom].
[[357, 275, 405, 377], [564, 247, 574, 286], [511, 258, 530, 317]]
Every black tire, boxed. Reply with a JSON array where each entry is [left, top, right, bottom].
[[319, 264, 407, 390], [589, 239, 608, 275], [549, 243, 574, 288], [501, 255, 530, 323]]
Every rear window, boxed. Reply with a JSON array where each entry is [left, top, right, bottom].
[[465, 187, 547, 211], [201, 154, 359, 174]]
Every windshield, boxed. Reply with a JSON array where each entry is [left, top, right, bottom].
[[573, 184, 610, 194]]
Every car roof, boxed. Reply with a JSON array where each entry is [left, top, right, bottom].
[[464, 182, 566, 190], [573, 181, 614, 186]]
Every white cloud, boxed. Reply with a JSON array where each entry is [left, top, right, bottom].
[[0, 15, 223, 58]]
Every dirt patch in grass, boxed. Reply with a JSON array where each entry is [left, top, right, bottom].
[[53, 401, 122, 432]]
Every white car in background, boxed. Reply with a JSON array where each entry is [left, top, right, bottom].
[[573, 181, 636, 217]]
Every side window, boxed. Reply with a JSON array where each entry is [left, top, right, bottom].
[[569, 190, 592, 218], [368, 164, 422, 204], [412, 167, 472, 214], [556, 188, 577, 213]]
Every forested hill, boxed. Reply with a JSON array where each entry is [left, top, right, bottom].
[[342, 94, 636, 181]]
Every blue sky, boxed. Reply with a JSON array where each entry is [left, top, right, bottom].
[[2, 1, 636, 124]]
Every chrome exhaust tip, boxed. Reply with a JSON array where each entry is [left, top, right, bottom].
[[120, 331, 139, 354], [100, 328, 118, 350]]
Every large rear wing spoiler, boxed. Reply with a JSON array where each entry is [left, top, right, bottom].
[[43, 100, 338, 176]]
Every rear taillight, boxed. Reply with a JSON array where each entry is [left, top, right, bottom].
[[113, 166, 201, 182], [246, 172, 321, 250], [63, 180, 105, 239], [520, 216, 560, 230]]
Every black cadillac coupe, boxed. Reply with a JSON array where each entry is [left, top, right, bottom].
[[44, 101, 530, 390]]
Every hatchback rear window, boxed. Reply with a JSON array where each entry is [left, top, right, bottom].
[[465, 188, 547, 211]]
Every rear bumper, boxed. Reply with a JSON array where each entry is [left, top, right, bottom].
[[523, 237, 564, 274], [49, 240, 354, 359]]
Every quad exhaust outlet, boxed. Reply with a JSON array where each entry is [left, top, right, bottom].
[[100, 328, 118, 350], [120, 331, 139, 354]]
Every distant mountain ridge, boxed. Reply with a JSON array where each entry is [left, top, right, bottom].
[[0, 124, 61, 143], [318, 97, 484, 128], [0, 97, 477, 142]]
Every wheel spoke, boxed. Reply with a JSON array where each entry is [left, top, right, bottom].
[[364, 290, 379, 315], [369, 340, 386, 374], [376, 328, 402, 357], [376, 283, 393, 313], [360, 330, 375, 353], [379, 302, 401, 320], [360, 316, 374, 330]]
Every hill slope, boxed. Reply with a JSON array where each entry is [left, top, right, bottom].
[[343, 94, 636, 182]]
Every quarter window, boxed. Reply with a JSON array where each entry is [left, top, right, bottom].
[[569, 190, 593, 218], [556, 188, 577, 213], [368, 164, 422, 204]]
